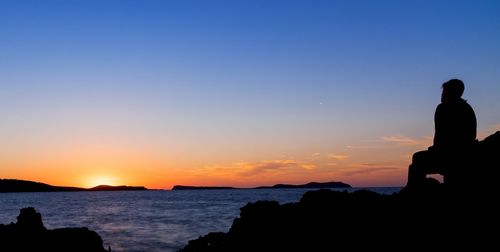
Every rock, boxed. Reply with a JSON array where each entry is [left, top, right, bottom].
[[0, 207, 109, 252], [16, 207, 46, 232], [444, 131, 500, 193], [179, 187, 498, 252]]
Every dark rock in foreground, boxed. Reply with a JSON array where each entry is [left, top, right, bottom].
[[180, 188, 497, 251], [0, 207, 109, 252]]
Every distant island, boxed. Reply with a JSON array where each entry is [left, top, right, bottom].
[[0, 179, 147, 193], [173, 186, 237, 190], [86, 185, 148, 191], [172, 181, 351, 190]]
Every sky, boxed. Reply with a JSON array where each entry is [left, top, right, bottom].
[[1, 0, 499, 189]]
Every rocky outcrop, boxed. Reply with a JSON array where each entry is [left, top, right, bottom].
[[180, 186, 498, 251], [0, 207, 109, 252], [180, 132, 500, 251], [444, 131, 500, 191], [2, 137, 496, 252]]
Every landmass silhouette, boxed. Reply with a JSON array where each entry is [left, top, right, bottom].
[[0, 179, 147, 193], [172, 181, 351, 190]]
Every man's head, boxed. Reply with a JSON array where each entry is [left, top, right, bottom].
[[441, 79, 465, 102]]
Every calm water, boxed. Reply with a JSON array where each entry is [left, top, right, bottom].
[[0, 187, 400, 252]]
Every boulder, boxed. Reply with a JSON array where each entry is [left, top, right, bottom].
[[0, 207, 109, 252]]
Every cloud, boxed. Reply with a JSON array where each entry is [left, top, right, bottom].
[[327, 154, 349, 161], [240, 160, 316, 176], [491, 123, 500, 131], [346, 145, 380, 149], [382, 135, 431, 147], [340, 163, 401, 176], [478, 123, 500, 139], [202, 159, 317, 177], [301, 164, 316, 170], [342, 167, 398, 176]]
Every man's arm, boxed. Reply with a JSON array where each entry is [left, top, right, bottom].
[[465, 103, 477, 142], [432, 104, 444, 149]]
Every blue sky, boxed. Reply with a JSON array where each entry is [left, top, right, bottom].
[[1, 0, 499, 187]]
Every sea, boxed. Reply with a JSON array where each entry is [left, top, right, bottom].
[[0, 187, 401, 252]]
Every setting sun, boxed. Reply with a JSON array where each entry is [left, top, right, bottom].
[[87, 176, 119, 188]]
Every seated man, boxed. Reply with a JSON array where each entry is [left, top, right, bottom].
[[406, 79, 477, 191]]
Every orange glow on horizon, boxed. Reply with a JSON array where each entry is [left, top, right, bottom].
[[0, 131, 438, 189], [0, 147, 412, 190], [86, 175, 120, 188]]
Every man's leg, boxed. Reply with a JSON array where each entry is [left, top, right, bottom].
[[406, 150, 439, 190]]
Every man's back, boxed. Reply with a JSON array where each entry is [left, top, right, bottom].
[[433, 98, 477, 150]]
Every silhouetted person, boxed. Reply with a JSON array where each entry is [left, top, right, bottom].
[[406, 79, 477, 191]]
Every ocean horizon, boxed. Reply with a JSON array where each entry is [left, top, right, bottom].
[[0, 187, 400, 252]]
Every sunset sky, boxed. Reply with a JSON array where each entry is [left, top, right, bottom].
[[1, 0, 499, 189]]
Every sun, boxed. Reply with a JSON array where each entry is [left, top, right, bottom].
[[87, 176, 118, 188]]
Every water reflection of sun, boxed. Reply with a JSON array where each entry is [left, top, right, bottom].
[[87, 176, 117, 188]]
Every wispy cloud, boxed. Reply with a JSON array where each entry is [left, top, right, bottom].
[[382, 135, 431, 147], [340, 163, 401, 176], [346, 145, 380, 149], [202, 159, 317, 177], [327, 154, 349, 161], [240, 160, 316, 176], [478, 123, 500, 139]]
